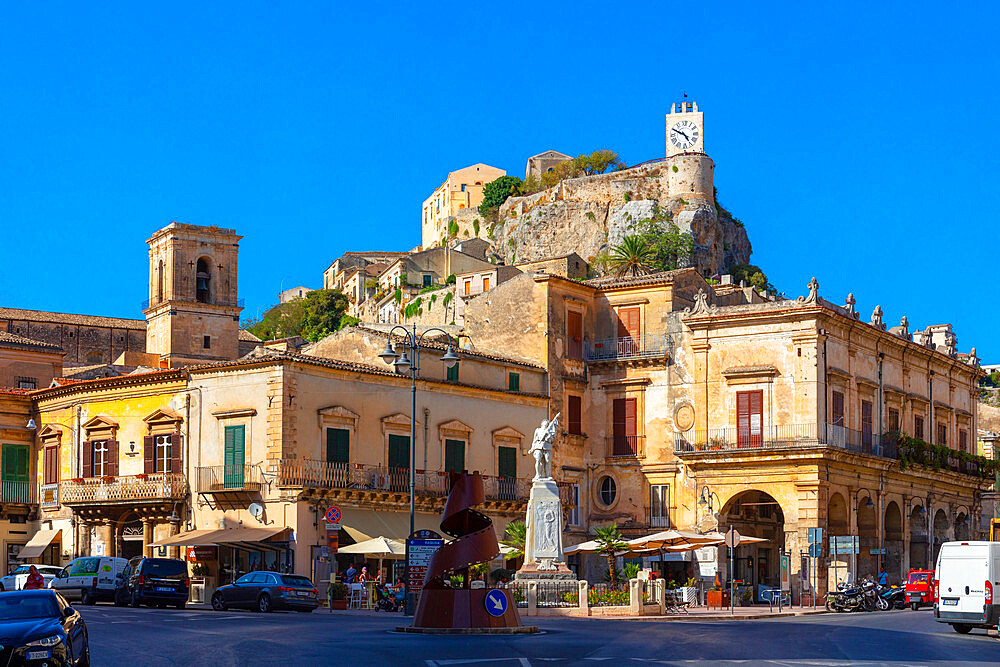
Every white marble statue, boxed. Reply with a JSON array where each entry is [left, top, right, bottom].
[[529, 413, 559, 481]]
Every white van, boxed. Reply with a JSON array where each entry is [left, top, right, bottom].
[[933, 541, 1000, 634], [50, 556, 129, 605]]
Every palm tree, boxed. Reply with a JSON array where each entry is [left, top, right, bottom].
[[608, 235, 654, 278], [502, 520, 526, 560], [594, 523, 628, 587]]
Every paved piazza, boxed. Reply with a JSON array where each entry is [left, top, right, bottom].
[[78, 606, 999, 666]]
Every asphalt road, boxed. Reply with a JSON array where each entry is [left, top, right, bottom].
[[76, 605, 1000, 666]]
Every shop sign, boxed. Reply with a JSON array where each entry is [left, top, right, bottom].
[[186, 546, 218, 562]]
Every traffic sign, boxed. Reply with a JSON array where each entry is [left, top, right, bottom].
[[484, 589, 508, 617], [808, 543, 822, 558], [724, 528, 741, 548], [869, 548, 886, 555], [325, 506, 341, 523], [808, 527, 823, 544]]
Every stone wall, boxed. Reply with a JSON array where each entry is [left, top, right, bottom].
[[0, 315, 146, 366]]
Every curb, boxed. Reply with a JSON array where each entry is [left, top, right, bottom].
[[567, 609, 831, 622]]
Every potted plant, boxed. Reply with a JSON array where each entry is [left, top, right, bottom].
[[328, 582, 348, 610], [679, 576, 698, 605], [706, 579, 729, 609]]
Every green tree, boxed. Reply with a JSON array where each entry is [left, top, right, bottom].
[[629, 206, 694, 273], [608, 235, 655, 278], [501, 520, 526, 560], [729, 264, 776, 294], [594, 523, 628, 587], [246, 289, 351, 342], [573, 150, 625, 175], [479, 175, 523, 215]]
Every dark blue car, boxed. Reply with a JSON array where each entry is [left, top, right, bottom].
[[0, 590, 90, 666], [114, 557, 188, 609]]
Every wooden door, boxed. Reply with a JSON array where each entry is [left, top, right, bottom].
[[616, 307, 640, 356], [736, 390, 763, 448], [612, 398, 637, 455]]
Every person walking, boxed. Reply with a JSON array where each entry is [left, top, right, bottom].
[[24, 565, 45, 590], [877, 569, 888, 587]]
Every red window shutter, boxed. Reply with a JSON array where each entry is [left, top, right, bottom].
[[617, 308, 640, 339], [625, 398, 637, 437], [82, 441, 92, 478], [170, 433, 182, 474], [832, 391, 844, 426], [143, 436, 154, 474], [737, 392, 750, 439], [737, 390, 763, 447], [568, 396, 582, 435], [107, 440, 119, 476], [613, 399, 626, 438], [568, 311, 583, 359]]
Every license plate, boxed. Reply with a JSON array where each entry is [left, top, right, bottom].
[[942, 598, 959, 606], [156, 587, 173, 592], [27, 650, 50, 660], [297, 591, 310, 596]]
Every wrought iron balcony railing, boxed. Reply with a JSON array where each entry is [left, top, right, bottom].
[[607, 435, 646, 458], [0, 480, 34, 504], [60, 473, 187, 505], [196, 465, 265, 493], [586, 334, 669, 362], [672, 423, 901, 458]]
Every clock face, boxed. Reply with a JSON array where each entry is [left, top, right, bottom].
[[670, 120, 700, 150]]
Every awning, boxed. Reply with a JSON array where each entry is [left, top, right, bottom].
[[18, 530, 61, 560], [150, 526, 288, 548], [338, 508, 443, 543]]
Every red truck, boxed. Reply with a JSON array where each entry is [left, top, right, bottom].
[[905, 569, 934, 610]]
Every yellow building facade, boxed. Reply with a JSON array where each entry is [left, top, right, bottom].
[[421, 163, 505, 250]]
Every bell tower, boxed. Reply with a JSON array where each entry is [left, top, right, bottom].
[[666, 100, 705, 157], [144, 222, 243, 366]]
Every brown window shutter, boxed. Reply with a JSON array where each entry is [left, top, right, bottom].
[[143, 436, 154, 474], [625, 398, 637, 437], [170, 433, 182, 474], [108, 440, 119, 476], [613, 399, 626, 438], [82, 441, 92, 478]]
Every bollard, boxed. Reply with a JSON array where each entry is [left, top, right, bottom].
[[527, 582, 538, 616], [629, 578, 641, 616], [655, 579, 665, 615], [578, 580, 589, 616]]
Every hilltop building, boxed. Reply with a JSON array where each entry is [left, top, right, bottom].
[[421, 163, 505, 250], [525, 150, 572, 179]]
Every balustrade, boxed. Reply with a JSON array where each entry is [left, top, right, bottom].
[[60, 473, 187, 504]]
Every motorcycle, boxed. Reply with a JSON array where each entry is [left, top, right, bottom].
[[875, 584, 906, 611], [826, 579, 876, 612]]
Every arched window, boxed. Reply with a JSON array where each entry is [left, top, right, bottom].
[[157, 260, 164, 302], [196, 258, 211, 303]]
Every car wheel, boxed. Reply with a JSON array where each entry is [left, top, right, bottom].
[[114, 590, 126, 607], [81, 589, 94, 606], [910, 602, 920, 611], [211, 593, 227, 611], [78, 644, 91, 667], [174, 601, 185, 610], [953, 624, 973, 634], [258, 593, 272, 613], [130, 591, 141, 608]]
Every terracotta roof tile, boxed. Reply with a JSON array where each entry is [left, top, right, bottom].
[[0, 307, 145, 330], [0, 331, 63, 352], [351, 326, 545, 370], [583, 270, 688, 289]]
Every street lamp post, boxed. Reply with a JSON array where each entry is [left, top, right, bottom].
[[377, 324, 459, 616]]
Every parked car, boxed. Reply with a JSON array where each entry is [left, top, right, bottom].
[[211, 572, 319, 613], [0, 565, 64, 591], [50, 557, 128, 605], [904, 569, 934, 610], [114, 557, 188, 609], [933, 541, 1000, 634], [0, 589, 89, 665]]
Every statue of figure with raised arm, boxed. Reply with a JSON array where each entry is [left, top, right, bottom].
[[529, 413, 559, 481]]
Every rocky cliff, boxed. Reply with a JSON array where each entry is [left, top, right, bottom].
[[489, 160, 751, 277]]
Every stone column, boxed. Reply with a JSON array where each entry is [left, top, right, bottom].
[[100, 520, 114, 558], [629, 578, 641, 616], [526, 582, 538, 617], [578, 580, 589, 616], [142, 519, 154, 558], [168, 520, 181, 560], [901, 495, 911, 574]]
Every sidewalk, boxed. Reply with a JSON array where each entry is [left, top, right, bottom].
[[603, 605, 830, 622]]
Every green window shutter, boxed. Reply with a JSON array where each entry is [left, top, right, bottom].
[[508, 372, 520, 392], [326, 428, 350, 464], [224, 425, 245, 488], [1, 446, 12, 482], [497, 446, 516, 478], [447, 363, 459, 382], [1, 445, 28, 482], [388, 435, 410, 469], [444, 439, 465, 473]]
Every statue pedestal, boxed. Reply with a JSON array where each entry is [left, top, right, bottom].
[[516, 478, 574, 580]]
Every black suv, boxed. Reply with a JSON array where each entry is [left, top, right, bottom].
[[115, 557, 188, 609]]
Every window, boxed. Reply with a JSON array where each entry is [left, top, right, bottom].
[[326, 428, 349, 464], [616, 307, 640, 355], [567, 395, 582, 435], [861, 400, 873, 447], [831, 391, 845, 426], [887, 408, 900, 432], [612, 398, 638, 455], [937, 423, 947, 447], [497, 446, 516, 479], [223, 425, 245, 488], [157, 259, 164, 301], [914, 415, 924, 440], [598, 476, 617, 507], [44, 446, 58, 485], [86, 351, 102, 364], [959, 429, 969, 452], [1, 445, 29, 502], [568, 484, 581, 526], [196, 258, 211, 304], [650, 484, 670, 527], [388, 434, 409, 470], [203, 335, 211, 349], [422, 274, 432, 287], [16, 378, 36, 390], [154, 435, 171, 473], [460, 184, 466, 192], [508, 372, 520, 392], [737, 390, 763, 447], [92, 440, 109, 477], [482, 276, 490, 291], [464, 280, 472, 295], [444, 439, 465, 473], [446, 363, 459, 382], [567, 310, 583, 360]]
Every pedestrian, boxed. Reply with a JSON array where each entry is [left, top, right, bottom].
[[359, 566, 368, 583], [877, 569, 888, 587], [24, 565, 44, 590], [345, 563, 357, 584]]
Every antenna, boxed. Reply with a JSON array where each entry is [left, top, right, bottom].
[[248, 502, 264, 520]]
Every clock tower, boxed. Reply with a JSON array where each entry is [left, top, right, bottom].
[[666, 100, 705, 157]]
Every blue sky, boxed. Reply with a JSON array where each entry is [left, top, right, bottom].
[[1, 2, 997, 359]]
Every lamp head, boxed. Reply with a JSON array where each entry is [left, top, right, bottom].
[[865, 496, 874, 508], [440, 343, 460, 368], [378, 341, 398, 364], [25, 419, 37, 430], [394, 352, 412, 374]]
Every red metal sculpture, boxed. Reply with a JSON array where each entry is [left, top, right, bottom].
[[412, 471, 523, 629]]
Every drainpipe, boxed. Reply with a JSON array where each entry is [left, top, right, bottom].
[[928, 368, 935, 443], [423, 407, 429, 473]]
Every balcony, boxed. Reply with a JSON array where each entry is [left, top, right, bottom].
[[586, 334, 669, 362], [672, 423, 901, 459], [196, 465, 266, 494], [0, 481, 35, 505], [60, 473, 187, 506], [607, 435, 646, 458]]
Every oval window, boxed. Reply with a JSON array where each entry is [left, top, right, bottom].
[[598, 476, 617, 507]]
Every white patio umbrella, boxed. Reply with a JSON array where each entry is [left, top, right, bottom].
[[337, 537, 405, 583]]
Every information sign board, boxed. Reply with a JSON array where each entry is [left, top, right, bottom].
[[406, 530, 443, 599]]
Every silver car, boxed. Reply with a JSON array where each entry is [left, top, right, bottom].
[[0, 565, 63, 591]]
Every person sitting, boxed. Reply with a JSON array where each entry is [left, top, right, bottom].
[[358, 566, 369, 583], [23, 565, 44, 590], [344, 564, 357, 584]]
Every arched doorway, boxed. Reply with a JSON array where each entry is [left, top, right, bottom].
[[119, 517, 144, 560], [857, 495, 877, 579], [719, 490, 785, 600], [828, 493, 848, 535], [932, 509, 950, 565], [884, 501, 903, 580], [954, 511, 969, 541], [909, 505, 928, 570]]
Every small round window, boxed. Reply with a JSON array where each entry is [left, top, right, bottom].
[[598, 476, 617, 507]]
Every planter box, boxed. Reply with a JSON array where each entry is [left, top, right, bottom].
[[329, 599, 348, 610], [706, 589, 730, 609]]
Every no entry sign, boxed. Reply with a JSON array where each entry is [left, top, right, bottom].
[[325, 506, 341, 523]]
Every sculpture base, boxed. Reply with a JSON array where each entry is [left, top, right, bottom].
[[514, 562, 576, 580], [412, 588, 523, 629], [397, 626, 538, 635]]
